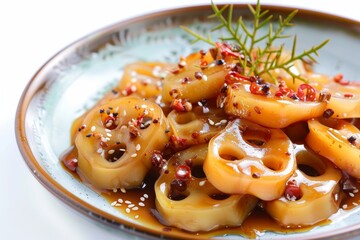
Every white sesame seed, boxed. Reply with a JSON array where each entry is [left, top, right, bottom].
[[343, 204, 348, 209], [105, 129, 111, 133], [73, 159, 78, 163], [120, 148, 126, 152], [107, 133, 112, 137], [125, 200, 132, 205], [197, 101, 203, 107], [202, 107, 209, 114], [208, 119, 215, 125], [130, 85, 137, 92], [143, 194, 149, 199], [131, 153, 138, 158], [135, 215, 139, 219], [126, 208, 131, 213], [140, 197, 145, 202], [132, 207, 139, 211], [136, 144, 141, 151], [138, 202, 145, 207], [113, 188, 118, 193], [179, 60, 186, 67], [115, 203, 122, 207], [111, 201, 117, 206], [199, 180, 206, 186], [202, 75, 208, 81], [131, 71, 137, 77], [349, 192, 355, 197], [141, 104, 147, 109], [354, 189, 359, 193], [353, 202, 359, 206], [91, 126, 96, 132], [97, 148, 103, 154], [220, 119, 228, 124], [108, 149, 115, 155], [106, 121, 113, 128], [128, 204, 135, 208], [118, 198, 123, 203], [120, 188, 126, 193]]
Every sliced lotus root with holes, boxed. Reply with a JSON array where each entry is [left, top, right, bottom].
[[75, 96, 170, 190], [306, 118, 360, 178], [204, 118, 296, 201], [264, 145, 343, 227], [167, 100, 228, 149], [154, 144, 258, 232]]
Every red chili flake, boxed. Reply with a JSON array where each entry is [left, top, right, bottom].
[[170, 135, 187, 148], [171, 99, 186, 112], [344, 93, 354, 98], [215, 42, 240, 58], [334, 73, 350, 85], [104, 116, 117, 130], [297, 84, 316, 102], [284, 181, 302, 201], [200, 60, 208, 69], [254, 106, 261, 114], [63, 158, 77, 172], [123, 85, 136, 96], [191, 131, 200, 139], [129, 123, 140, 138], [225, 71, 251, 84], [150, 150, 166, 170], [249, 81, 263, 95], [175, 165, 192, 181], [170, 68, 180, 74], [276, 81, 295, 98]]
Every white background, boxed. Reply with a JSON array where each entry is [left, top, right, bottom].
[[1, 0, 358, 239]]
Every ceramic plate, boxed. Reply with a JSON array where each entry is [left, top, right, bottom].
[[16, 3, 360, 239]]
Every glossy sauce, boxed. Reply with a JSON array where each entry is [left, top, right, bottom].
[[60, 146, 360, 239]]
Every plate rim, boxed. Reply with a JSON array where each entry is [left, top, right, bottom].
[[15, 3, 360, 239]]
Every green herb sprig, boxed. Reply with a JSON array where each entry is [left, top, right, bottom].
[[181, 0, 329, 83]]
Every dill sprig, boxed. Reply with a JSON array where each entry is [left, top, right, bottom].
[[181, 0, 329, 83]]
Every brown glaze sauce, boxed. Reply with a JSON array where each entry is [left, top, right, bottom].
[[60, 146, 360, 239]]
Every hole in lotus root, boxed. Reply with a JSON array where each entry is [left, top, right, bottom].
[[104, 143, 127, 162]]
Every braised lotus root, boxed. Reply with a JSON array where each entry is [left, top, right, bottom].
[[264, 145, 343, 227], [75, 96, 170, 190], [224, 82, 327, 128], [306, 118, 360, 178], [167, 100, 228, 149], [204, 119, 296, 201], [162, 50, 228, 103], [117, 61, 170, 98], [70, 62, 170, 143], [154, 144, 258, 232], [323, 81, 360, 118]]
